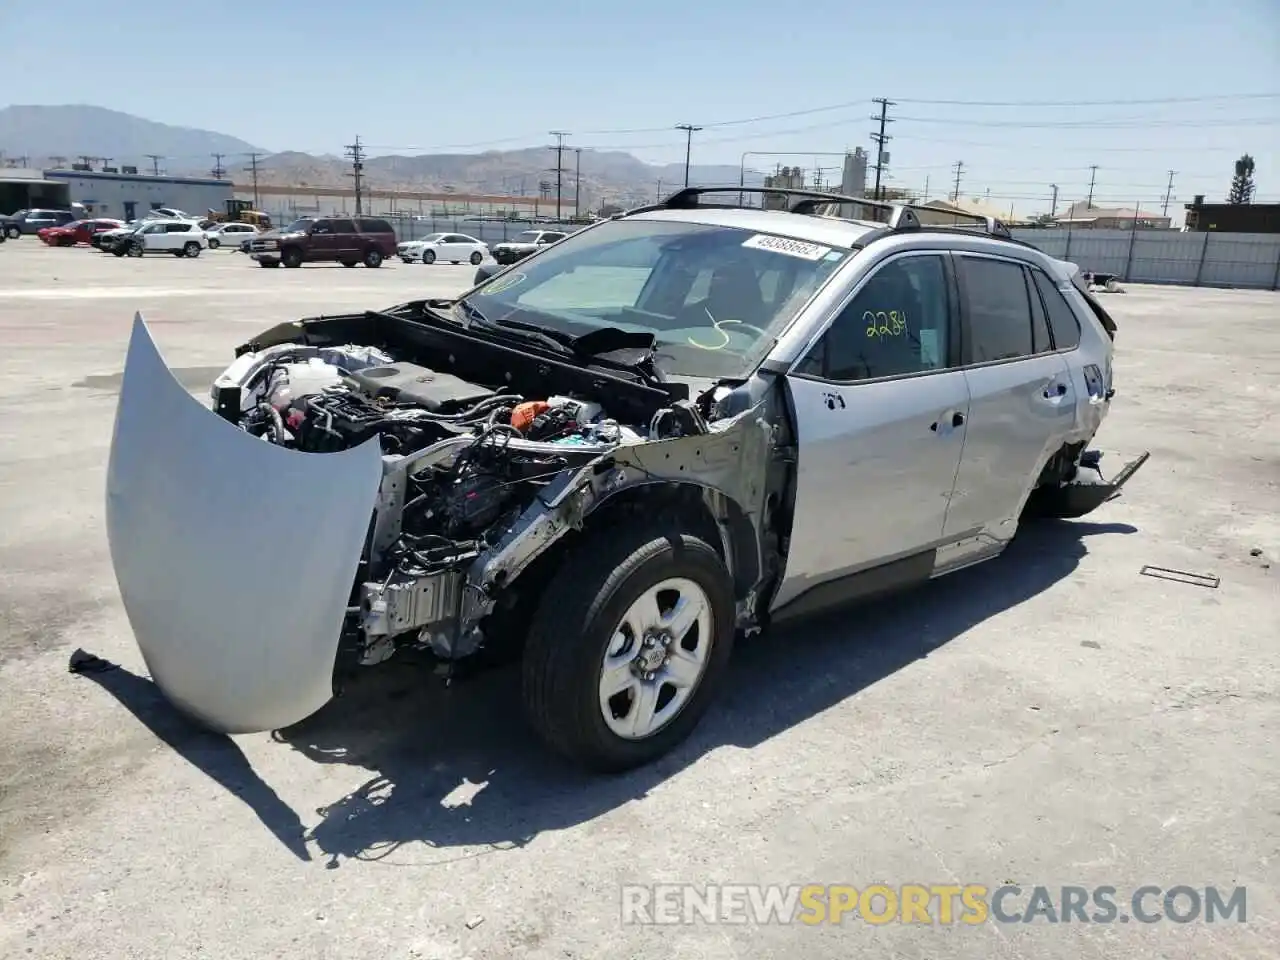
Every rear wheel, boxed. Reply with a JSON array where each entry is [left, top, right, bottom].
[[183, 242, 201, 258], [282, 247, 303, 268], [521, 520, 735, 772], [363, 249, 383, 268], [470, 250, 483, 265]]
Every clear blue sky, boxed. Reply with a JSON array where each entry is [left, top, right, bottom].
[[2, 0, 1277, 218]]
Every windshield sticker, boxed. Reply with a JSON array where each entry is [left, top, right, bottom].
[[482, 272, 526, 295], [742, 233, 832, 261]]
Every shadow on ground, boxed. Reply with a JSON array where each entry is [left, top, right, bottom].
[[76, 519, 1134, 866]]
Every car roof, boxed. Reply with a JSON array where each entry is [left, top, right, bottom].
[[626, 206, 880, 250]]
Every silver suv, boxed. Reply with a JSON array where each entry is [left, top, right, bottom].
[[104, 187, 1147, 772]]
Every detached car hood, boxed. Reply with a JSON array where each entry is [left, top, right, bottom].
[[105, 315, 384, 733]]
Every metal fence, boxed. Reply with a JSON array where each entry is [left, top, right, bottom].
[[1009, 228, 1280, 290]]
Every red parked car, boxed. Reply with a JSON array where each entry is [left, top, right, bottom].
[[40, 219, 125, 247]]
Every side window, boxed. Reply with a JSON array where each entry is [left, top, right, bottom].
[[957, 256, 1034, 362], [312, 220, 332, 234], [356, 218, 391, 233], [1025, 268, 1053, 354], [797, 255, 951, 381], [328, 219, 356, 234], [1031, 270, 1082, 350]]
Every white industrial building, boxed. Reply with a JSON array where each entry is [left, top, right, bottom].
[[42, 168, 234, 221]]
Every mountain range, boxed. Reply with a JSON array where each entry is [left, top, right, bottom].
[[0, 105, 754, 207]]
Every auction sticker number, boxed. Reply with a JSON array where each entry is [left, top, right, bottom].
[[741, 234, 832, 261], [483, 272, 527, 295]]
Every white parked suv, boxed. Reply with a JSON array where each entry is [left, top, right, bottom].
[[123, 220, 210, 258], [205, 222, 260, 249]]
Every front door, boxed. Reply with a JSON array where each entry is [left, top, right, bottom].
[[943, 253, 1078, 542], [772, 251, 970, 612]]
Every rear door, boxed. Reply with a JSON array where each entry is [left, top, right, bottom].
[[773, 251, 970, 610], [943, 253, 1076, 541], [327, 218, 358, 259]]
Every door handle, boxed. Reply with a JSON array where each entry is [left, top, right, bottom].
[[930, 411, 965, 432], [1043, 382, 1068, 398]]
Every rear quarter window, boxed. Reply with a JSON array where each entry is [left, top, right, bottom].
[[357, 218, 393, 233], [1030, 269, 1083, 349]]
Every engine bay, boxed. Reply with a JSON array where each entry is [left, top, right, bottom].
[[208, 334, 715, 667]]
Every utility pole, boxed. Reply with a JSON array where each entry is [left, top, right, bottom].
[[245, 152, 264, 208], [1086, 164, 1098, 208], [869, 97, 895, 200], [1050, 183, 1059, 217], [922, 175, 930, 201], [951, 161, 964, 202], [549, 130, 570, 220], [574, 147, 581, 217], [211, 153, 226, 179], [675, 124, 702, 188], [1162, 170, 1176, 217], [344, 136, 365, 215], [145, 154, 164, 176]]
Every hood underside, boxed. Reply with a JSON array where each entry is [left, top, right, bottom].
[[105, 315, 385, 733]]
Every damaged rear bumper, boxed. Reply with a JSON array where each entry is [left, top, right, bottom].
[[1025, 449, 1150, 519]]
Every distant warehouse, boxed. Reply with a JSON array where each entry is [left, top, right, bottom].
[[1183, 195, 1280, 233], [42, 166, 234, 221]]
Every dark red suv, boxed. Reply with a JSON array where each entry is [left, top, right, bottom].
[[248, 216, 398, 268]]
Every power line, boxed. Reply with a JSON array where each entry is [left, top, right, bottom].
[[893, 92, 1278, 107], [549, 131, 570, 219], [870, 98, 895, 200], [675, 124, 702, 187], [344, 136, 365, 214]]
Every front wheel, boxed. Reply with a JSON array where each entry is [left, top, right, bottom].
[[208, 238, 220, 249], [364, 249, 383, 268], [521, 521, 735, 772], [4, 226, 19, 239], [422, 249, 435, 264], [281, 247, 303, 268], [126, 242, 143, 258]]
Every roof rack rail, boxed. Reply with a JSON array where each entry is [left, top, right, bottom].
[[634, 185, 1013, 240]]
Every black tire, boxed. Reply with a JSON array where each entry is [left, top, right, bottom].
[[341, 260, 357, 268], [208, 237, 220, 249], [4, 225, 18, 239], [422, 249, 435, 264], [470, 251, 483, 265], [126, 242, 143, 258], [183, 242, 201, 258], [521, 520, 735, 773], [281, 247, 303, 268], [364, 249, 383, 268]]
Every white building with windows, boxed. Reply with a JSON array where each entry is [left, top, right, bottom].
[[42, 168, 234, 221]]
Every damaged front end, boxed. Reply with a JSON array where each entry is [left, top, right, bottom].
[[107, 307, 776, 734]]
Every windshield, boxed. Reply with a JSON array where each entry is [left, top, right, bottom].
[[420, 233, 445, 242], [283, 218, 314, 233], [466, 218, 852, 379]]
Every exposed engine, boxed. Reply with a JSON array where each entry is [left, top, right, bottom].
[[213, 342, 653, 663]]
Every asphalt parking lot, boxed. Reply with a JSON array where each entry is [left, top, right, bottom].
[[1, 238, 1277, 960]]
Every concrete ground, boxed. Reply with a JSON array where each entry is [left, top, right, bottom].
[[0, 240, 1276, 959]]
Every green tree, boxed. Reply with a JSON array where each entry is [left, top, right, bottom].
[[1227, 154, 1256, 204]]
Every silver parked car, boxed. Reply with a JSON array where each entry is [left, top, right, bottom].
[[104, 187, 1146, 772]]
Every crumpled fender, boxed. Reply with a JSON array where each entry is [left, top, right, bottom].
[[105, 314, 384, 734]]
